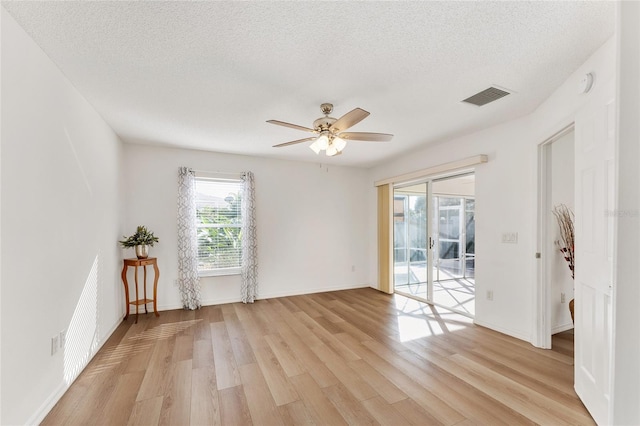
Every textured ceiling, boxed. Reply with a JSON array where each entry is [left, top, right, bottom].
[[2, 1, 615, 168]]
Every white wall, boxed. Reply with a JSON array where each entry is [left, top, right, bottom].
[[368, 36, 616, 343], [122, 144, 370, 309], [549, 131, 575, 332], [1, 9, 124, 425]]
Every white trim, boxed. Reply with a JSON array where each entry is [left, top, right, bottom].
[[159, 297, 243, 310], [159, 283, 371, 310], [26, 318, 122, 426], [257, 283, 369, 300], [535, 138, 553, 349], [374, 155, 487, 187], [27, 382, 66, 426], [552, 323, 574, 335], [534, 123, 575, 349]]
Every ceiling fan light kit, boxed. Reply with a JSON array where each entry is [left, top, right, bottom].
[[309, 141, 322, 154], [325, 139, 345, 157], [333, 137, 347, 152], [310, 134, 346, 157], [312, 131, 330, 151], [268, 103, 393, 157]]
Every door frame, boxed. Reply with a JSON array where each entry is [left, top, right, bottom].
[[535, 123, 575, 349]]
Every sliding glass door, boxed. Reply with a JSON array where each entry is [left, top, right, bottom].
[[393, 183, 430, 298], [464, 198, 475, 279], [434, 196, 464, 280], [433, 196, 476, 280], [394, 173, 475, 317]]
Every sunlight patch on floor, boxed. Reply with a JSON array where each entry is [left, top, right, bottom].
[[394, 294, 472, 342], [395, 276, 475, 317], [129, 319, 202, 341], [397, 315, 440, 341], [82, 319, 202, 378]]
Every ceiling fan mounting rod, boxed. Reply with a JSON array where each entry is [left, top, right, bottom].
[[320, 103, 333, 115]]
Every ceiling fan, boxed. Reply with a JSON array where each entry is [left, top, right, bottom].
[[267, 103, 393, 157]]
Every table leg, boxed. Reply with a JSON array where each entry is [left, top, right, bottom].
[[153, 261, 160, 317], [143, 265, 148, 314], [134, 265, 139, 324], [121, 264, 130, 320]]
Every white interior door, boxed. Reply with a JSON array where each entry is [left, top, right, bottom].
[[574, 96, 615, 425]]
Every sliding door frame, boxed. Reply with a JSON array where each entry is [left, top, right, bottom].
[[392, 171, 475, 312], [375, 155, 487, 306]]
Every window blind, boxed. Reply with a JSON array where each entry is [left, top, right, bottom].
[[194, 177, 243, 274]]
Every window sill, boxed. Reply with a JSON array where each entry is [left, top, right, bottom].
[[199, 268, 241, 278]]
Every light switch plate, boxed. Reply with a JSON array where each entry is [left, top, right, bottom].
[[502, 232, 518, 244]]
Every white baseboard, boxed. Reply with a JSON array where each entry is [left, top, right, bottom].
[[26, 318, 122, 425], [158, 295, 242, 311], [26, 382, 66, 426], [159, 283, 370, 311], [258, 283, 369, 300], [552, 322, 574, 334], [473, 318, 532, 343]]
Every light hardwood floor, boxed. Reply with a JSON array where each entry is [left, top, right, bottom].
[[42, 288, 592, 425]]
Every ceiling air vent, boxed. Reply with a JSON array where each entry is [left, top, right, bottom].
[[462, 86, 511, 106]]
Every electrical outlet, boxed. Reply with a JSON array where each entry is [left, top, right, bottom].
[[60, 330, 67, 348], [174, 279, 178, 287], [486, 290, 494, 301], [561, 293, 566, 303], [51, 335, 59, 356], [351, 265, 355, 272]]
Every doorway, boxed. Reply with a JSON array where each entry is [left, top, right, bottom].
[[393, 173, 475, 317], [537, 125, 575, 349]]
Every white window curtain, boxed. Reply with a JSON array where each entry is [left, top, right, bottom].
[[177, 167, 202, 309], [241, 171, 258, 303]]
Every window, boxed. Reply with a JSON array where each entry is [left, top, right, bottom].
[[194, 176, 243, 276]]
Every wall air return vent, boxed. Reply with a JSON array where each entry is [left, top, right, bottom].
[[462, 86, 511, 106]]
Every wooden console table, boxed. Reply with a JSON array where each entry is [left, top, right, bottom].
[[121, 257, 160, 323]]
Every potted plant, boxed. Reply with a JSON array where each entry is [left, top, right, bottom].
[[119, 225, 159, 259], [552, 204, 575, 323]]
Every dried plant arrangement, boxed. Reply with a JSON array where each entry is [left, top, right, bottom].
[[552, 204, 575, 280]]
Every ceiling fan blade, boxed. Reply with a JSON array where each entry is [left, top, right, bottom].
[[330, 108, 370, 132], [267, 120, 316, 133], [272, 137, 317, 148], [338, 132, 393, 142]]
